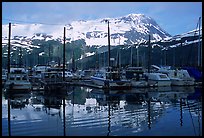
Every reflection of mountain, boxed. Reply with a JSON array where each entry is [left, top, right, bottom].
[[3, 86, 201, 136], [89, 88, 201, 134]]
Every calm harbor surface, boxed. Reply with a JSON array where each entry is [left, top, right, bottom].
[[2, 86, 202, 136]]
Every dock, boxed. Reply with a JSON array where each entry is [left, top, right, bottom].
[[31, 78, 202, 92]]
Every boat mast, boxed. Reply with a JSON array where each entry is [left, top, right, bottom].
[[48, 44, 51, 65], [116, 48, 120, 68], [130, 45, 133, 67], [72, 51, 75, 72], [63, 27, 66, 81], [148, 34, 151, 73], [7, 23, 11, 75], [19, 47, 23, 67], [136, 44, 139, 67], [147, 23, 151, 73], [107, 20, 111, 70], [198, 17, 201, 68]]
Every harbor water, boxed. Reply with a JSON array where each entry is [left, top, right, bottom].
[[2, 86, 202, 136]]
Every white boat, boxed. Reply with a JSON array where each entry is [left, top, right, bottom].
[[91, 67, 132, 90], [154, 65, 195, 86], [125, 67, 148, 88], [5, 67, 32, 91], [145, 72, 171, 87]]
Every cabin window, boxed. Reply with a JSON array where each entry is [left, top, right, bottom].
[[159, 75, 167, 78], [45, 75, 49, 78], [14, 70, 23, 74], [16, 77, 21, 80], [22, 76, 27, 80], [10, 77, 15, 80], [51, 75, 56, 78]]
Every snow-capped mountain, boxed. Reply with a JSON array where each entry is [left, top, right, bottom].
[[2, 13, 171, 48]]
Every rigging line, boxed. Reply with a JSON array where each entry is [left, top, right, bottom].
[[186, 17, 201, 66], [186, 100, 197, 136], [2, 18, 66, 26]]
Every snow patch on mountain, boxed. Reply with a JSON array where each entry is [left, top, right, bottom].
[[2, 13, 172, 48]]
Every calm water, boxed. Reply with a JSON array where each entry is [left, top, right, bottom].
[[2, 86, 202, 136]]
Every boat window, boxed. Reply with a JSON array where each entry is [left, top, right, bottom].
[[14, 70, 23, 74], [51, 75, 56, 78], [10, 77, 15, 80], [22, 76, 27, 80], [16, 77, 21, 80], [159, 74, 167, 78]]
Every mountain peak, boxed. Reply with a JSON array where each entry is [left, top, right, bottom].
[[126, 13, 145, 17], [2, 13, 171, 46]]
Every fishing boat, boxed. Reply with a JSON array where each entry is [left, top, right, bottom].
[[125, 67, 148, 88], [5, 67, 32, 92], [47, 67, 74, 81], [91, 67, 132, 90], [40, 71, 67, 91]]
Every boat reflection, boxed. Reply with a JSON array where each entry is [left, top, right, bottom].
[[88, 86, 201, 135], [3, 85, 202, 136], [5, 91, 31, 109]]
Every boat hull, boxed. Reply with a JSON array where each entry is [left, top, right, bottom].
[[131, 80, 148, 88], [91, 76, 132, 90], [148, 79, 171, 87], [5, 81, 32, 91], [146, 73, 171, 87], [171, 78, 195, 86]]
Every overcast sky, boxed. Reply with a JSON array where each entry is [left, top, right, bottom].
[[2, 2, 202, 36]]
